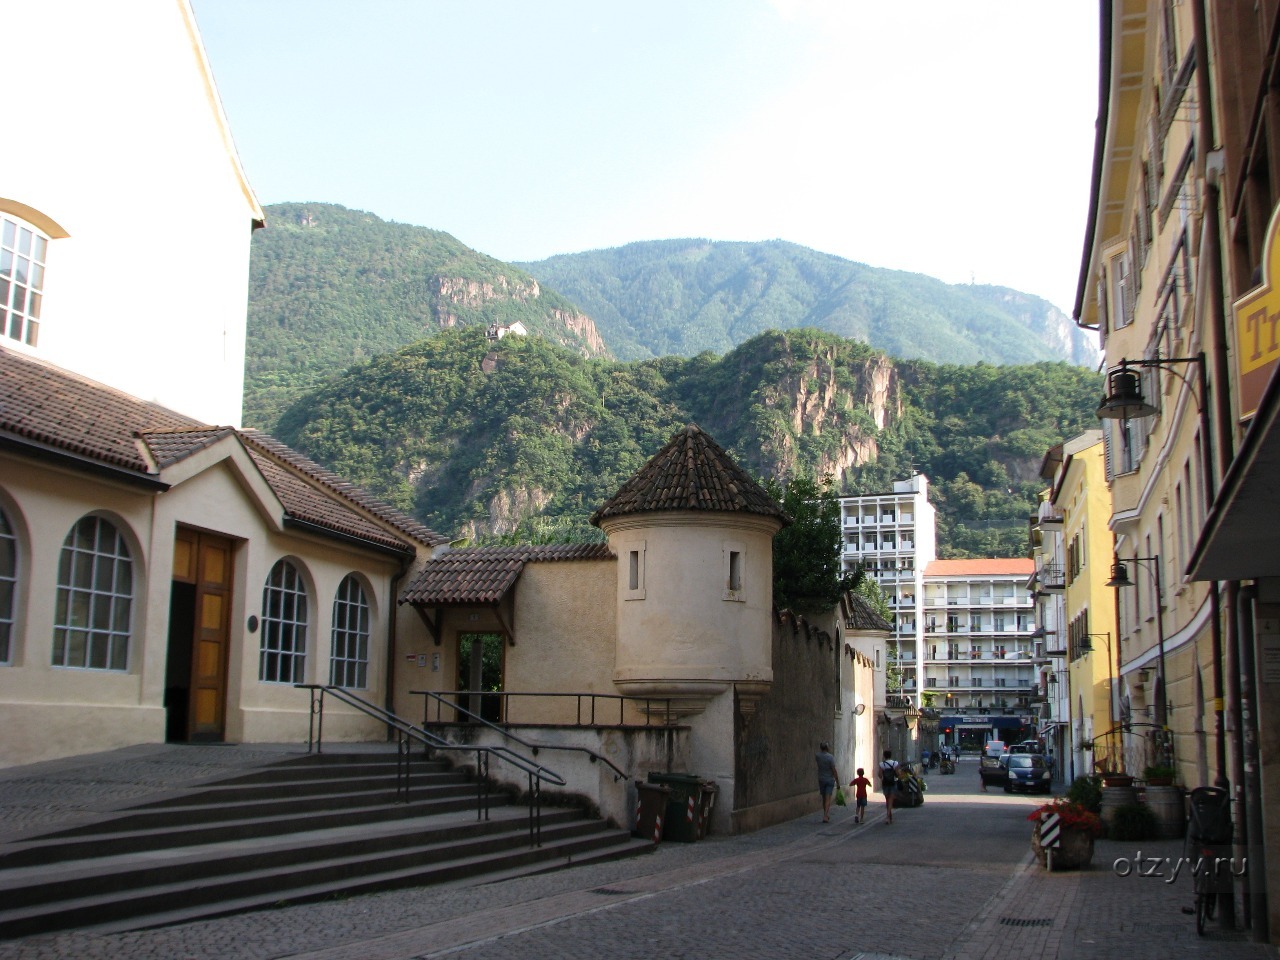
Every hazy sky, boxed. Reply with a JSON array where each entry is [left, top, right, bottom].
[[191, 1, 1099, 315]]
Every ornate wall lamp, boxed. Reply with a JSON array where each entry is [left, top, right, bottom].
[[1096, 352, 1225, 787], [1106, 558, 1168, 727]]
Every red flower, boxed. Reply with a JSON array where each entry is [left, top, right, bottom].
[[1027, 798, 1103, 836]]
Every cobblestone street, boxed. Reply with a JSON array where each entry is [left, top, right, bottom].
[[0, 748, 1274, 960]]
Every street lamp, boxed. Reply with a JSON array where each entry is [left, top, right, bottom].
[[1096, 353, 1226, 788], [1106, 556, 1168, 728]]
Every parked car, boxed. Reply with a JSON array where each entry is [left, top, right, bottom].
[[979, 754, 1006, 787], [983, 740, 1007, 759], [1008, 741, 1044, 755], [1003, 754, 1053, 793]]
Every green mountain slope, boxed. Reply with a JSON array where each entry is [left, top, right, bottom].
[[244, 202, 607, 428], [274, 327, 1102, 557], [516, 239, 1097, 366]]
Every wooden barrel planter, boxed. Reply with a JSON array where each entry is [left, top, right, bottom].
[[1144, 785, 1185, 839], [1101, 782, 1138, 828]]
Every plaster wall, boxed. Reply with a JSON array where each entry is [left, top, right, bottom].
[[432, 723, 688, 830], [5, 0, 260, 427], [0, 447, 405, 766], [732, 612, 839, 832], [606, 512, 777, 690]]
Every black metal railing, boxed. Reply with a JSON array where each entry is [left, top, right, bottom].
[[413, 689, 655, 781], [296, 684, 566, 847], [419, 689, 677, 728]]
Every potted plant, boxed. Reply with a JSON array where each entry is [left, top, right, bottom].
[[1143, 764, 1176, 786], [1028, 799, 1102, 870]]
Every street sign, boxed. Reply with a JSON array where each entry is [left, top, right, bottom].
[[1040, 811, 1061, 849]]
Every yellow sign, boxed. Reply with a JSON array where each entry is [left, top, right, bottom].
[[1234, 206, 1280, 420]]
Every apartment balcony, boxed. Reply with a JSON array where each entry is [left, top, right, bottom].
[[1038, 563, 1065, 592]]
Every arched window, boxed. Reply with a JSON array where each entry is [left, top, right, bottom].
[[0, 507, 16, 664], [2, 214, 49, 347], [53, 516, 132, 670], [330, 574, 370, 689], [259, 559, 308, 683]]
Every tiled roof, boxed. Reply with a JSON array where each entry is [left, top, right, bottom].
[[240, 431, 449, 549], [841, 592, 893, 632], [0, 346, 443, 553], [143, 428, 240, 468], [401, 543, 614, 605], [0, 347, 204, 471], [924, 558, 1036, 576], [590, 424, 787, 526]]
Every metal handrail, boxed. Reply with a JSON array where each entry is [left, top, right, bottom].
[[296, 684, 565, 847], [412, 689, 633, 782], [419, 689, 677, 727]]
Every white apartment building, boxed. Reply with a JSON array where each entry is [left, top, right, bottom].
[[924, 558, 1041, 749], [839, 475, 936, 706]]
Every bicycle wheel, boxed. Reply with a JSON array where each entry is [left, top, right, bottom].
[[1196, 890, 1208, 936]]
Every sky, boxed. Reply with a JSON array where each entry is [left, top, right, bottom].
[[191, 1, 1100, 315]]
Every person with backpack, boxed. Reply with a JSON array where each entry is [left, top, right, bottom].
[[879, 749, 900, 824]]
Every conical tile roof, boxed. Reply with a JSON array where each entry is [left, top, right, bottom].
[[590, 424, 788, 526]]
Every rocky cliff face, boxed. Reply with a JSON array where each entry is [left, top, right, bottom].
[[435, 275, 607, 357]]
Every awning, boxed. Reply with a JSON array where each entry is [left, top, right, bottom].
[[1190, 362, 1280, 581]]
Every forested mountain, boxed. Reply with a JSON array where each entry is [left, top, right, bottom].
[[273, 327, 1102, 558], [517, 239, 1098, 367], [244, 203, 606, 427]]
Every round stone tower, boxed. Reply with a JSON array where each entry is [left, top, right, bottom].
[[590, 424, 788, 717]]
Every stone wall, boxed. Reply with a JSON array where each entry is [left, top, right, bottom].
[[732, 608, 839, 832]]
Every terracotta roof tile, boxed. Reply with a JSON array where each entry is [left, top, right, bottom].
[[590, 424, 787, 526], [841, 591, 894, 632], [1, 347, 203, 471], [1, 346, 443, 554], [924, 558, 1036, 577], [401, 543, 614, 605], [240, 431, 449, 549]]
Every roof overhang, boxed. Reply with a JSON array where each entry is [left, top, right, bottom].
[[1189, 367, 1280, 581]]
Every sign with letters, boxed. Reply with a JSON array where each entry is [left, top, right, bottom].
[[1233, 207, 1280, 420]]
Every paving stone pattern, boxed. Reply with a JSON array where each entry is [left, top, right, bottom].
[[0, 748, 1274, 960]]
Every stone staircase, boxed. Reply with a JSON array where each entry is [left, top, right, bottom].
[[0, 750, 652, 938]]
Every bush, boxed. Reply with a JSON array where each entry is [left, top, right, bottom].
[[1108, 802, 1159, 841], [1066, 775, 1102, 813]]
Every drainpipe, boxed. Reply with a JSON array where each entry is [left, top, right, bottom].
[[384, 553, 412, 734], [1237, 585, 1269, 941], [1194, 0, 1257, 930]]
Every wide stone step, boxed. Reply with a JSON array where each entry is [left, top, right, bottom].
[[0, 791, 528, 867], [0, 817, 633, 938]]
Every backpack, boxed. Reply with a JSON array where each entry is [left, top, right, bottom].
[[880, 760, 898, 791]]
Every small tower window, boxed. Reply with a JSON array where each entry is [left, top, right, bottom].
[[623, 541, 645, 600], [722, 541, 745, 602]]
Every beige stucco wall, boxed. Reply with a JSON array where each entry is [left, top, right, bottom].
[[5, 0, 260, 427], [0, 442, 407, 767], [604, 511, 779, 697]]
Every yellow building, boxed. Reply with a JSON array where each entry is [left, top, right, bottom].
[[1076, 2, 1280, 937], [1045, 433, 1118, 779]]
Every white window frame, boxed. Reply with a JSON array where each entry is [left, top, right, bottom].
[[623, 540, 646, 601], [260, 559, 309, 684], [1, 215, 49, 347], [330, 574, 371, 689], [52, 516, 132, 671]]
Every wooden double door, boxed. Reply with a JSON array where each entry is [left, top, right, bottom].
[[167, 529, 234, 742]]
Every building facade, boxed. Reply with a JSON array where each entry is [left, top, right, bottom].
[[839, 475, 936, 706], [924, 558, 1040, 751], [1076, 1, 1278, 938]]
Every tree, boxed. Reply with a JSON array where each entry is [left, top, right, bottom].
[[766, 475, 857, 612]]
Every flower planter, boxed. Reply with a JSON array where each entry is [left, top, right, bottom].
[[1031, 822, 1095, 870]]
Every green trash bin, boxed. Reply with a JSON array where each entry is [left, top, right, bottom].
[[648, 772, 705, 842]]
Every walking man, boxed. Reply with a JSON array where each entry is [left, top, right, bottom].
[[879, 749, 900, 824]]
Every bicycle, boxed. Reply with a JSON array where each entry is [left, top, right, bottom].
[[1185, 786, 1231, 936]]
